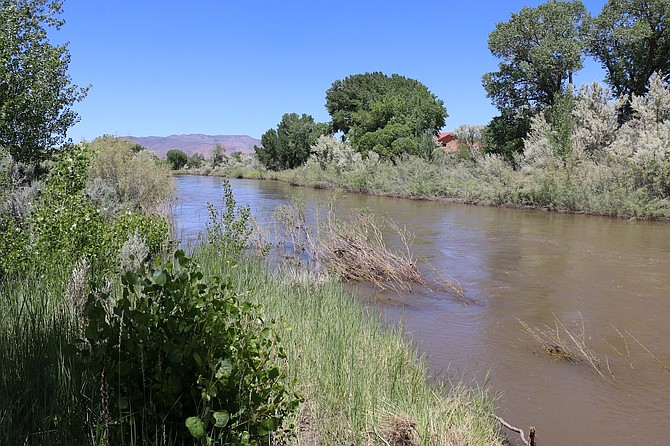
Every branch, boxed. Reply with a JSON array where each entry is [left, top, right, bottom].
[[495, 416, 536, 446]]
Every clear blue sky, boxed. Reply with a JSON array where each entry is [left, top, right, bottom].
[[58, 0, 608, 142]]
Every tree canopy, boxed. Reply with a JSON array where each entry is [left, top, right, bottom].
[[483, 0, 587, 111], [0, 0, 87, 165], [325, 72, 446, 158], [254, 113, 328, 171], [166, 149, 188, 170], [482, 0, 587, 157], [588, 0, 670, 117]]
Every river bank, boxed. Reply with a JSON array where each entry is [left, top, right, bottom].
[[192, 243, 505, 445], [176, 150, 670, 221], [174, 176, 670, 445]]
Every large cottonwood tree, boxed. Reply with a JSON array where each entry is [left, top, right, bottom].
[[325, 72, 446, 159], [0, 0, 87, 165], [482, 0, 587, 157]]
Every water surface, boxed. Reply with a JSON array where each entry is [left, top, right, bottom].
[[175, 176, 670, 446]]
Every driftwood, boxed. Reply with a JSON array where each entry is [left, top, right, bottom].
[[496, 416, 536, 446]]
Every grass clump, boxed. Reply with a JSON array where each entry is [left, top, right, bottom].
[[193, 247, 503, 445]]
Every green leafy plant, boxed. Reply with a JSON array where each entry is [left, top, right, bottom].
[[201, 179, 252, 255], [0, 145, 170, 277], [80, 249, 300, 444]]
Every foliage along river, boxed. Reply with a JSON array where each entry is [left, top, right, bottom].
[[175, 176, 670, 446]]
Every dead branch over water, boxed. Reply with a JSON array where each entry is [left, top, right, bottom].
[[251, 199, 467, 299], [496, 416, 536, 446], [316, 210, 427, 293]]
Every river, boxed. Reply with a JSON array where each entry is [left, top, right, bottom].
[[175, 175, 670, 446]]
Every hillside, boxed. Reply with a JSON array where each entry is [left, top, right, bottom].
[[124, 134, 261, 158]]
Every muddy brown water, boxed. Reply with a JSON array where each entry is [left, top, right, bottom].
[[176, 176, 670, 446]]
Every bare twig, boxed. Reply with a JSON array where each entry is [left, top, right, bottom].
[[604, 326, 634, 370], [495, 416, 535, 446], [518, 313, 615, 382], [625, 330, 670, 373]]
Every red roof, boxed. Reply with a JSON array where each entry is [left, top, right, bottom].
[[436, 132, 459, 153]]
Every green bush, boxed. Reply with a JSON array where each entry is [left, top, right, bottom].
[[0, 145, 171, 277], [80, 250, 300, 444]]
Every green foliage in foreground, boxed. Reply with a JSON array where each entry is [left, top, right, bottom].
[[80, 250, 300, 444], [0, 145, 169, 277], [0, 267, 92, 445]]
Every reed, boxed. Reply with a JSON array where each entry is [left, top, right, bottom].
[[193, 245, 503, 445], [0, 266, 97, 445]]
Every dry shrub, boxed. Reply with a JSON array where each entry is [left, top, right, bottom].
[[251, 199, 466, 298], [316, 210, 427, 293], [87, 136, 175, 216], [379, 414, 419, 446]]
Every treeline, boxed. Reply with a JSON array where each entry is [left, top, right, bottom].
[[268, 73, 670, 219], [254, 72, 447, 171], [248, 0, 670, 218]]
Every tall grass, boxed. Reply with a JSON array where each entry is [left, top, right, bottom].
[[0, 266, 98, 445], [0, 247, 503, 445], [193, 246, 503, 445]]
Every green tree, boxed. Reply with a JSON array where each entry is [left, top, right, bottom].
[[166, 149, 188, 170], [588, 0, 670, 120], [482, 110, 533, 161], [186, 152, 205, 168], [210, 143, 225, 167], [482, 1, 587, 157], [255, 113, 328, 170], [483, 1, 587, 111], [0, 0, 87, 165], [325, 72, 446, 159]]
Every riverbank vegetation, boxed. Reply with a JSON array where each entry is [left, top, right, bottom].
[[267, 74, 670, 219], [184, 0, 669, 220], [0, 144, 505, 443]]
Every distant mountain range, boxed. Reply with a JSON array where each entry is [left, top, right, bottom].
[[123, 134, 261, 158]]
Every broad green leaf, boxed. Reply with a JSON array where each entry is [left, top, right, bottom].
[[153, 270, 167, 286], [213, 410, 229, 428], [185, 416, 205, 438]]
